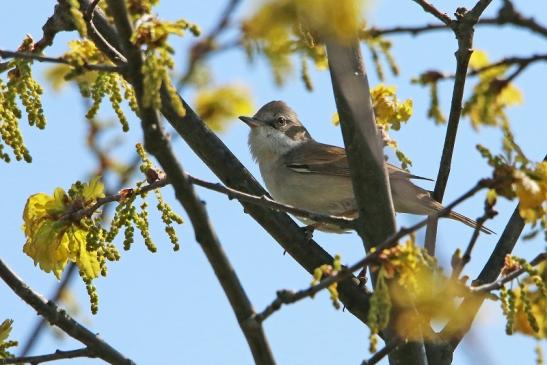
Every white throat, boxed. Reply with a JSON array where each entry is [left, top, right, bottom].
[[248, 127, 304, 164]]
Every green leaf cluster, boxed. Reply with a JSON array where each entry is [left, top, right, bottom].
[[0, 36, 46, 162]]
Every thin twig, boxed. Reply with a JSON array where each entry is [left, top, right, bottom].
[[471, 252, 547, 293], [187, 175, 356, 229], [255, 181, 486, 322], [0, 259, 135, 365], [58, 173, 355, 229], [82, 0, 127, 64], [411, 0, 452, 26], [0, 49, 122, 72], [361, 339, 404, 365], [84, 0, 102, 21], [0, 348, 94, 365], [425, 0, 494, 254], [59, 176, 168, 222], [441, 154, 546, 346], [451, 203, 497, 279], [470, 53, 547, 76]]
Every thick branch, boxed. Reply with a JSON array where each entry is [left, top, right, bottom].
[[18, 264, 78, 356], [0, 348, 93, 365], [85, 0, 377, 338], [0, 259, 135, 365], [326, 40, 397, 250], [440, 204, 525, 347], [104, 1, 275, 363], [326, 36, 423, 365], [255, 181, 485, 322]]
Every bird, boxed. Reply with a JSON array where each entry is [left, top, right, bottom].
[[239, 100, 493, 234]]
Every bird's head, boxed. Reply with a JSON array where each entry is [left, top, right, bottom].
[[239, 101, 312, 162]]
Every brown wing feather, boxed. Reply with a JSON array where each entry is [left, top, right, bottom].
[[284, 142, 432, 181]]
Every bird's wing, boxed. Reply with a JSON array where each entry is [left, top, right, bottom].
[[284, 143, 350, 176], [285, 142, 433, 181]]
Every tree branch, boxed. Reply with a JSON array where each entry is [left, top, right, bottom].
[[440, 203, 525, 347], [425, 0, 494, 254], [374, 1, 547, 39], [362, 339, 404, 365], [451, 202, 497, 279], [104, 1, 275, 363], [17, 264, 78, 357], [0, 49, 123, 72], [0, 348, 94, 365], [83, 0, 374, 337], [255, 181, 485, 322], [59, 173, 356, 232], [0, 259, 135, 365], [471, 252, 547, 293], [326, 40, 397, 251], [326, 36, 426, 365], [411, 0, 453, 26]]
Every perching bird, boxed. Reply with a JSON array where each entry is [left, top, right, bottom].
[[239, 100, 493, 234]]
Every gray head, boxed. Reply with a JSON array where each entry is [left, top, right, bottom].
[[239, 101, 312, 162]]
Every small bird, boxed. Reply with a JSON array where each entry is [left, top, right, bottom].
[[239, 100, 493, 234]]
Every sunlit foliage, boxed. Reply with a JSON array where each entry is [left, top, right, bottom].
[[131, 13, 199, 116], [464, 50, 523, 128], [194, 84, 253, 132], [333, 84, 413, 169], [0, 319, 17, 359], [498, 256, 546, 341], [22, 145, 183, 313], [477, 132, 547, 236], [311, 254, 342, 310], [0, 36, 45, 162]]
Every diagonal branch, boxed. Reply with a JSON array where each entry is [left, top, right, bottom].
[[441, 153, 546, 347], [411, 0, 453, 26], [424, 0, 494, 254], [362, 339, 404, 365], [471, 252, 547, 293], [0, 49, 123, 72], [255, 181, 485, 322], [104, 1, 275, 363], [0, 348, 94, 365], [440, 204, 525, 347], [83, 0, 373, 336], [0, 259, 135, 365], [17, 264, 78, 356]]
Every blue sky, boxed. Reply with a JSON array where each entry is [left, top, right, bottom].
[[1, 1, 546, 364]]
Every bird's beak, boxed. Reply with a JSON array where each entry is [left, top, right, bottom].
[[239, 116, 261, 128]]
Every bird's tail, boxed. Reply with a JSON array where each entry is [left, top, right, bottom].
[[447, 211, 495, 234]]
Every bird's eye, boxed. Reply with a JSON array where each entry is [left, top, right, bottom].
[[275, 116, 287, 127]]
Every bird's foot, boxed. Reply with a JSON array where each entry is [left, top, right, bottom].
[[301, 224, 316, 241]]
